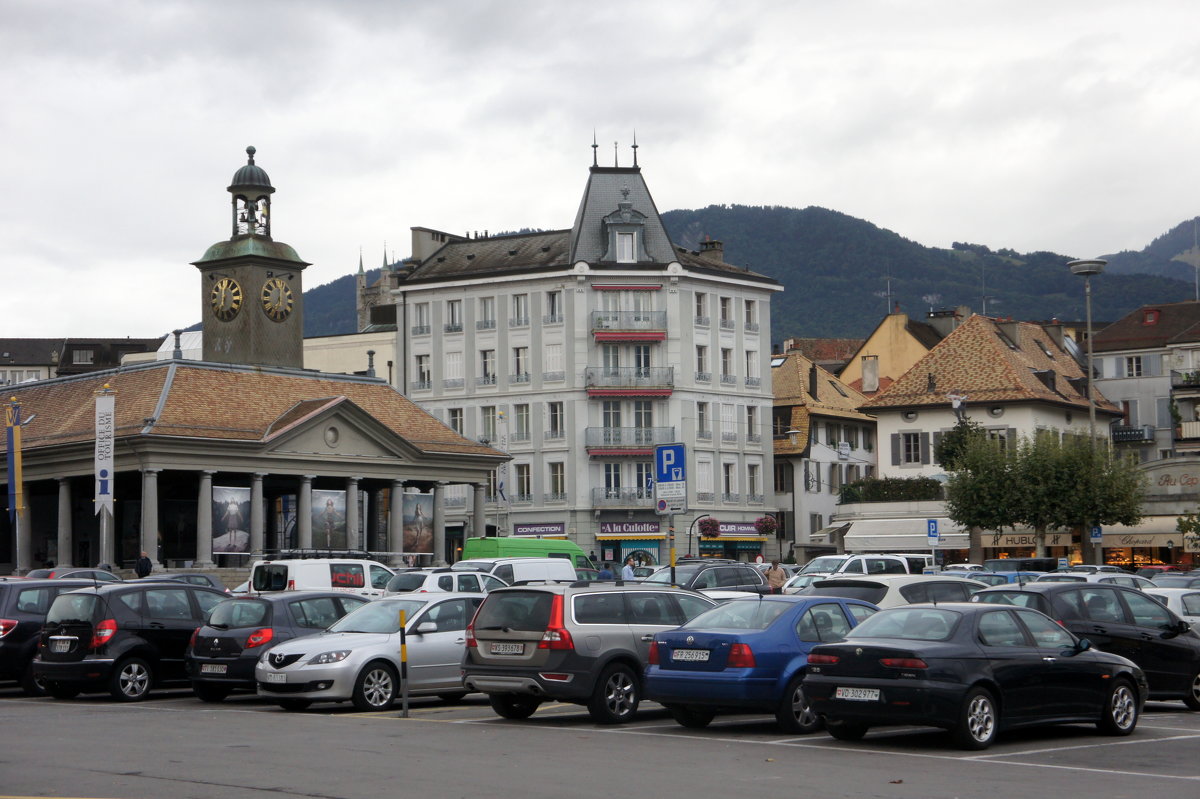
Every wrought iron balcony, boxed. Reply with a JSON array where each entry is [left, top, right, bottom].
[[476, 319, 496, 331], [585, 366, 674, 391], [698, 429, 713, 441], [543, 314, 564, 324], [695, 371, 711, 382], [720, 374, 736, 385], [590, 310, 667, 333], [410, 380, 432, 391], [544, 429, 566, 441], [476, 375, 497, 386], [745, 376, 761, 388], [1172, 370, 1200, 388], [510, 373, 531, 384], [442, 378, 464, 389], [719, 319, 735, 330], [584, 426, 675, 449], [744, 322, 760, 333], [410, 324, 431, 336], [443, 322, 463, 333], [509, 317, 530, 328], [696, 492, 715, 503], [722, 492, 741, 503], [1111, 424, 1155, 444], [591, 487, 654, 507], [694, 315, 710, 327], [544, 492, 568, 503]]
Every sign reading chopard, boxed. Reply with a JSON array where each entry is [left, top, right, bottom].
[[599, 522, 662, 535]]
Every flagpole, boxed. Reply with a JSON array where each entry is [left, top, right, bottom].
[[6, 398, 26, 574], [95, 384, 116, 569]]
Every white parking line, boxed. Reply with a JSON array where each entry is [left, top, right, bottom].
[[966, 732, 1200, 760]]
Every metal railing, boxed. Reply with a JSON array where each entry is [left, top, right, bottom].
[[544, 492, 568, 503], [694, 315, 710, 327], [591, 487, 654, 507], [442, 378, 464, 389], [476, 375, 496, 386], [745, 322, 760, 333], [443, 322, 463, 333], [543, 314, 564, 324], [719, 319, 735, 330], [509, 317, 530, 328], [544, 429, 565, 441], [720, 374, 736, 385], [745, 376, 761, 388], [590, 310, 667, 332], [410, 380, 431, 391], [410, 325, 431, 336], [1111, 424, 1156, 443], [542, 371, 565, 382], [722, 492, 741, 503], [695, 371, 711, 382], [584, 426, 675, 447], [584, 366, 674, 389], [476, 319, 496, 331], [510, 373, 531, 384]]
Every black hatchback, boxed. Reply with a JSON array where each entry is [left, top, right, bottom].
[[34, 582, 227, 701], [185, 591, 368, 702], [0, 578, 94, 695], [972, 582, 1200, 709]]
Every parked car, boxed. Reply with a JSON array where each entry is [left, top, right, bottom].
[[982, 557, 1057, 573], [255, 593, 484, 711], [34, 582, 228, 700], [804, 603, 1147, 749], [1034, 572, 1155, 589], [143, 573, 229, 592], [645, 595, 878, 732], [645, 561, 769, 594], [0, 578, 94, 695], [796, 575, 988, 608], [971, 582, 1200, 708], [1142, 588, 1200, 624], [186, 591, 370, 701], [250, 558, 394, 597], [383, 568, 507, 596], [1150, 575, 1200, 589], [781, 574, 824, 594], [451, 557, 577, 585], [24, 568, 121, 583], [462, 582, 718, 723], [941, 571, 1009, 587], [795, 554, 916, 579]]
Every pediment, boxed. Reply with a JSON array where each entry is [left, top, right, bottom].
[[261, 397, 421, 461]]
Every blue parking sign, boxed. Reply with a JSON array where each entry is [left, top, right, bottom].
[[655, 443, 686, 484]]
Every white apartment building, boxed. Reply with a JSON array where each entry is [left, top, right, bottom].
[[388, 158, 782, 564]]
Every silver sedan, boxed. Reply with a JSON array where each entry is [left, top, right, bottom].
[[254, 594, 483, 711]]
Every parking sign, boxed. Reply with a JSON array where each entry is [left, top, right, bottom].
[[654, 443, 687, 514]]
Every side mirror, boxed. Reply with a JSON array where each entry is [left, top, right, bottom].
[[415, 621, 438, 635], [1074, 637, 1092, 653], [1177, 620, 1191, 635]]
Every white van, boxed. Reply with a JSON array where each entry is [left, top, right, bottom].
[[249, 558, 395, 598], [450, 557, 576, 585]]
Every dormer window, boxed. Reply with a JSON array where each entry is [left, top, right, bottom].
[[601, 188, 648, 263], [617, 232, 635, 263], [1142, 309, 1160, 325]]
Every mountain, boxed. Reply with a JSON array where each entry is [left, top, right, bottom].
[[296, 208, 1198, 343]]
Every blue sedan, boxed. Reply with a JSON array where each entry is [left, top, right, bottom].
[[645, 595, 878, 732]]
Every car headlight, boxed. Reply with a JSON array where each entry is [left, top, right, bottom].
[[308, 650, 352, 665]]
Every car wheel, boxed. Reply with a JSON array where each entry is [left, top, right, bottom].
[[952, 687, 998, 750], [109, 657, 153, 702], [20, 661, 47, 697], [587, 663, 640, 724], [351, 662, 397, 712], [1097, 678, 1139, 735], [826, 721, 868, 741], [278, 699, 312, 712], [437, 692, 468, 703], [668, 705, 716, 729], [44, 681, 81, 700], [488, 693, 540, 720], [775, 675, 822, 734], [1185, 670, 1200, 711], [192, 682, 232, 703]]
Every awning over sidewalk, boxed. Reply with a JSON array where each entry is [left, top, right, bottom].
[[1101, 517, 1184, 548], [841, 518, 969, 551]]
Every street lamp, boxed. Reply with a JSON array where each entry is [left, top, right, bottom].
[[686, 514, 712, 558], [1069, 258, 1106, 565]]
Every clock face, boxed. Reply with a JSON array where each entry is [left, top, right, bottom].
[[210, 277, 243, 322], [261, 277, 294, 322]]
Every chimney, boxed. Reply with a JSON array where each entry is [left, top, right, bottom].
[[699, 238, 725, 263], [861, 355, 879, 394], [997, 320, 1021, 347], [808, 363, 819, 400], [1043, 321, 1065, 351], [925, 306, 968, 339]]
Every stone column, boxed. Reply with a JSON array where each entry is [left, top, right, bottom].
[[433, 482, 447, 564], [195, 471, 215, 568], [140, 468, 160, 565], [298, 475, 314, 550], [389, 480, 405, 564], [56, 478, 73, 568], [473, 482, 488, 539], [250, 473, 266, 555], [346, 477, 361, 551]]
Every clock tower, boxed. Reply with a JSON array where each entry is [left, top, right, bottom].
[[193, 146, 310, 368]]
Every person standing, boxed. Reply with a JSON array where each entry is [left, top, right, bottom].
[[765, 559, 787, 594], [621, 557, 637, 581], [598, 562, 615, 580], [135, 550, 153, 579]]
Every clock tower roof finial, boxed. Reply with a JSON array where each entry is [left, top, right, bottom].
[[228, 145, 274, 194]]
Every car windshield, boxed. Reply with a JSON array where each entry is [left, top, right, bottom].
[[328, 599, 428, 634], [46, 593, 100, 624], [799, 556, 847, 574], [645, 564, 700, 584], [682, 598, 791, 630], [207, 598, 270, 629], [386, 573, 429, 593], [848, 607, 960, 641]]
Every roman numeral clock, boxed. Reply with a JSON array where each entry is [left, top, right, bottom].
[[193, 147, 310, 369]]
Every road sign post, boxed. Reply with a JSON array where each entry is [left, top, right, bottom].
[[656, 444, 687, 584]]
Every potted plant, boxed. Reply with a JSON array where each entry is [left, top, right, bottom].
[[698, 517, 721, 538], [754, 515, 778, 536]]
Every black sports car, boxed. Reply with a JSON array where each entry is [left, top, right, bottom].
[[804, 603, 1148, 749]]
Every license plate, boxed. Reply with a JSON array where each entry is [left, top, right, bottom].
[[200, 664, 228, 675], [490, 642, 524, 655], [265, 672, 287, 684], [50, 637, 74, 653], [835, 687, 880, 701], [672, 649, 710, 662]]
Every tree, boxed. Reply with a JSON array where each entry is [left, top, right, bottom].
[[943, 435, 1018, 561], [933, 419, 987, 471]]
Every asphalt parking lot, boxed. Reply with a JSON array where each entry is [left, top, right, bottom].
[[2, 683, 1198, 799]]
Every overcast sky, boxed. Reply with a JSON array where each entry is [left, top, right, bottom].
[[3, 0, 1197, 338]]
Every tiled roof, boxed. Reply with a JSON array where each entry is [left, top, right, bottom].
[[781, 338, 865, 366], [0, 338, 65, 365], [1092, 301, 1200, 352], [906, 319, 946, 350], [772, 352, 873, 455], [862, 314, 1120, 414], [401, 230, 570, 283], [1, 361, 503, 458]]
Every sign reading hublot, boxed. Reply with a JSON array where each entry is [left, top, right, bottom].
[[599, 521, 662, 535]]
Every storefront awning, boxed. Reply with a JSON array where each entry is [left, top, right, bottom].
[[595, 534, 665, 540], [809, 524, 851, 545], [842, 518, 968, 551], [1101, 518, 1184, 548]]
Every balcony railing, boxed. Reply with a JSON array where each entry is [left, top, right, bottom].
[[721, 432, 739, 443], [543, 314, 564, 324], [722, 492, 741, 503], [694, 315, 710, 327], [542, 371, 565, 382], [544, 492, 568, 503], [747, 433, 761, 444], [590, 310, 667, 332], [584, 426, 675, 448], [443, 322, 463, 333], [695, 371, 711, 383], [747, 493, 764, 505], [511, 493, 533, 504], [510, 431, 531, 443], [444, 496, 467, 508], [698, 429, 712, 441], [1178, 421, 1200, 441], [544, 429, 565, 441], [696, 492, 715, 503], [1111, 424, 1156, 443], [511, 373, 531, 384], [410, 324, 431, 336], [720, 374, 736, 385], [719, 319, 735, 330], [442, 378, 464, 389], [745, 376, 761, 388], [476, 319, 496, 331], [1172, 370, 1200, 388], [745, 322, 760, 333], [591, 487, 654, 507], [410, 380, 432, 391], [476, 375, 497, 386], [585, 366, 674, 390], [509, 317, 530, 328]]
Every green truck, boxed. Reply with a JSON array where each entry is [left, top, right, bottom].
[[461, 536, 593, 569]]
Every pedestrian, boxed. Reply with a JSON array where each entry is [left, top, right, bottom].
[[135, 550, 153, 578], [621, 556, 636, 580], [764, 559, 787, 594], [598, 562, 615, 580]]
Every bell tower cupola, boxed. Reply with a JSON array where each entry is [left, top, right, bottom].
[[193, 146, 310, 369]]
